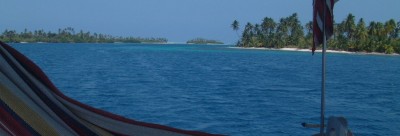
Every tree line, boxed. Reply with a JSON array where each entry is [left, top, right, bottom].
[[187, 38, 224, 44], [0, 27, 168, 43], [232, 13, 400, 54]]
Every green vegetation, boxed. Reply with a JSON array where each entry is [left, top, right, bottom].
[[0, 27, 168, 43], [187, 38, 224, 44], [233, 13, 400, 54]]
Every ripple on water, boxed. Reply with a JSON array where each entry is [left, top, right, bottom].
[[11, 43, 400, 136]]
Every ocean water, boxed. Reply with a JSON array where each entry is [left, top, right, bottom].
[[11, 43, 400, 136]]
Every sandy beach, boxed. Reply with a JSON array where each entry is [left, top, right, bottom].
[[229, 47, 399, 56]]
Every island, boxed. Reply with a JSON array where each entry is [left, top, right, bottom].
[[186, 38, 224, 44], [231, 13, 400, 54], [0, 27, 168, 44]]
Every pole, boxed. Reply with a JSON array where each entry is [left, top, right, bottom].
[[320, 0, 327, 134]]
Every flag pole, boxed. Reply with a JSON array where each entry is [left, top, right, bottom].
[[320, 0, 327, 134]]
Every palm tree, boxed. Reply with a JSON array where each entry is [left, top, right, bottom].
[[275, 17, 289, 48], [375, 22, 386, 40], [241, 22, 254, 47], [304, 21, 313, 49], [231, 20, 240, 38], [254, 24, 263, 47], [354, 18, 368, 51], [368, 21, 377, 36], [344, 13, 356, 40], [384, 19, 397, 39], [355, 18, 368, 39], [261, 17, 276, 35], [287, 13, 304, 47], [368, 22, 386, 52], [261, 17, 276, 47], [366, 21, 378, 52], [340, 14, 356, 51]]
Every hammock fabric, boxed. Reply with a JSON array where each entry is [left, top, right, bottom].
[[0, 41, 218, 136]]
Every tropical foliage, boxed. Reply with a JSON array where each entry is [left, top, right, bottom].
[[233, 13, 400, 54], [0, 27, 168, 43]]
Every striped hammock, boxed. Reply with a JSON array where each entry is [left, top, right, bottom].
[[0, 41, 218, 136]]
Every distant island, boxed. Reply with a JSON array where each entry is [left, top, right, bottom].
[[186, 38, 224, 44], [0, 27, 168, 43], [232, 13, 400, 54]]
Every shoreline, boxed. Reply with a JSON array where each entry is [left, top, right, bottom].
[[229, 47, 399, 56]]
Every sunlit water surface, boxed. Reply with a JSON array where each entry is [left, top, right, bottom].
[[12, 43, 400, 136]]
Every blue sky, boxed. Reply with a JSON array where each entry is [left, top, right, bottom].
[[1, 0, 399, 44]]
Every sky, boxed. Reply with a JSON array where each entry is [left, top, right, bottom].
[[1, 0, 400, 44]]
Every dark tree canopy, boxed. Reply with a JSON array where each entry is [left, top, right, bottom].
[[0, 27, 168, 44], [234, 13, 400, 54]]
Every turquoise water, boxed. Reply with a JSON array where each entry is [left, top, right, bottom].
[[11, 43, 400, 136]]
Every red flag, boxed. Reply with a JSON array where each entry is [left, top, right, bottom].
[[313, 0, 335, 55]]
